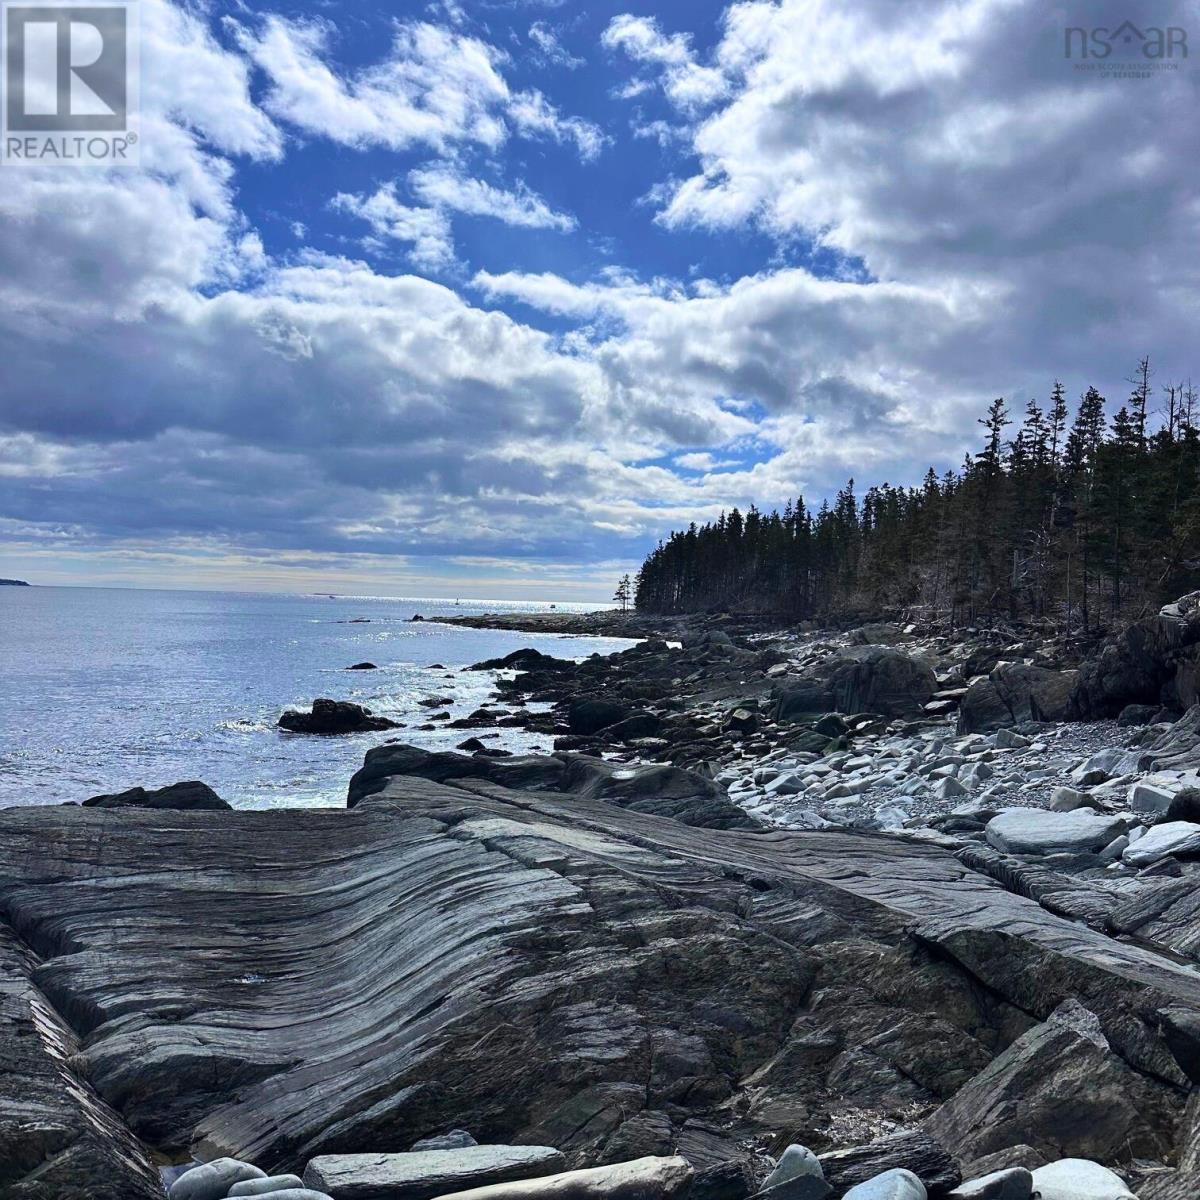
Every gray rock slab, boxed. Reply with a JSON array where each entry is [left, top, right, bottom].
[[985, 809, 1125, 856], [303, 1146, 566, 1200], [429, 1156, 694, 1200], [1122, 821, 1200, 868]]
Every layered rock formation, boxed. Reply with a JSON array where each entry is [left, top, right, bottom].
[[3, 748, 1200, 1195]]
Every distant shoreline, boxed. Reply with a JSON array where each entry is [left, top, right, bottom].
[[0, 578, 29, 586]]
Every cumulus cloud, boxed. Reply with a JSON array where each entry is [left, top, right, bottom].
[[232, 14, 604, 161], [3, 0, 1198, 593]]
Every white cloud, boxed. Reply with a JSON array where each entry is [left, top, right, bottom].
[[529, 21, 584, 69], [602, 14, 729, 113], [232, 15, 605, 162], [331, 185, 455, 270], [410, 166, 576, 231]]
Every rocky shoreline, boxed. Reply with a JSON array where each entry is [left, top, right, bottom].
[[8, 600, 1200, 1198]]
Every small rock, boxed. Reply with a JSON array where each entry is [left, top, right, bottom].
[[228, 1178, 306, 1197], [1129, 780, 1176, 814], [412, 1130, 479, 1152], [935, 777, 969, 799], [1048, 787, 1094, 813], [169, 1159, 266, 1200], [346, 662, 378, 671], [842, 1169, 927, 1200], [994, 730, 1030, 750], [1165, 786, 1200, 823], [1029, 1159, 1135, 1199], [947, 1167, 1033, 1199]]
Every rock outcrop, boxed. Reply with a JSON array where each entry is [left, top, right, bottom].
[[83, 781, 231, 811], [1074, 595, 1200, 719], [3, 752, 1200, 1192]]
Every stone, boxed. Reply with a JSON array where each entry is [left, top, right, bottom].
[[935, 777, 969, 799], [925, 1000, 1181, 1164], [841, 1169, 927, 1200], [1122, 821, 1200, 868], [411, 1131, 478, 1151], [568, 699, 631, 735], [604, 713, 664, 741], [773, 682, 837, 724], [761, 1145, 825, 1192], [984, 809, 1126, 856], [1118, 703, 1159, 726], [831, 648, 937, 719], [84, 781, 231, 811], [228, 1179, 308, 1196], [994, 729, 1030, 750], [814, 714, 849, 737], [818, 1134, 958, 1196], [947, 1168, 1033, 1200], [279, 699, 400, 734], [169, 1158, 267, 1200], [1071, 748, 1141, 787], [726, 708, 759, 735], [303, 1146, 567, 1199], [1048, 788, 1095, 813], [346, 663, 378, 671], [1029, 1159, 1136, 1200], [1131, 780, 1177, 814], [234, 1193, 332, 1200], [430, 1157, 695, 1200], [1165, 786, 1200, 823]]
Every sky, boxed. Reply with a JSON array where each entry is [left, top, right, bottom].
[[1, 0, 1197, 600]]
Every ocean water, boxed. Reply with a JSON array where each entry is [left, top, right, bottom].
[[0, 587, 633, 809]]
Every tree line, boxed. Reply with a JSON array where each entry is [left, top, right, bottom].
[[634, 359, 1200, 630]]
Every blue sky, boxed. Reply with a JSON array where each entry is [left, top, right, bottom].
[[1, 0, 1197, 599]]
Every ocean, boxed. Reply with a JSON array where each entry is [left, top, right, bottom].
[[0, 587, 633, 809]]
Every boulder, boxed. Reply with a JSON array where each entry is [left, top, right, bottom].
[[304, 1146, 566, 1199], [346, 663, 378, 671], [170, 1158, 266, 1200], [431, 1158, 694, 1200], [84, 781, 231, 811], [1073, 599, 1200, 719], [925, 1000, 1182, 1163], [947, 1168, 1033, 1200], [831, 648, 936, 719], [756, 1145, 829, 1200], [984, 810, 1126, 856], [603, 713, 663, 741], [229, 1178, 307, 1196], [959, 666, 1076, 734], [1122, 821, 1200, 869], [279, 699, 400, 734], [1029, 1160, 1135, 1200], [841, 1170, 926, 1200], [1117, 703, 1159, 727], [773, 682, 837, 724], [1165, 787, 1200, 823], [569, 699, 631, 735]]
